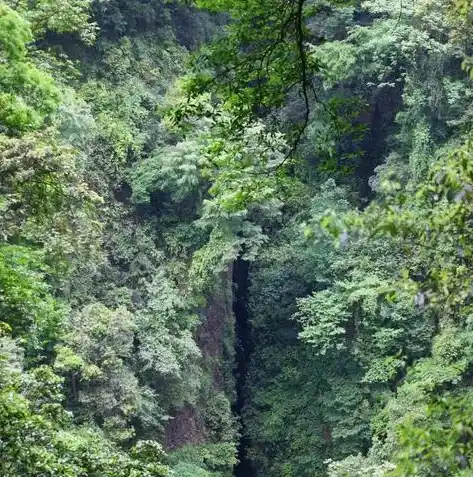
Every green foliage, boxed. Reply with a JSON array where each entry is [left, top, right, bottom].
[[56, 303, 154, 442], [0, 335, 169, 477], [0, 1, 234, 474], [394, 391, 473, 476], [296, 288, 350, 355], [303, 3, 473, 474], [215, 0, 473, 474], [0, 132, 101, 265], [0, 245, 66, 362], [180, 0, 330, 141], [203, 392, 236, 442], [171, 442, 238, 477], [131, 138, 204, 204], [173, 462, 213, 477], [4, 0, 96, 42], [358, 138, 473, 313], [135, 269, 202, 410], [5, 0, 473, 475], [327, 455, 395, 477], [0, 3, 59, 132], [240, 182, 373, 477]]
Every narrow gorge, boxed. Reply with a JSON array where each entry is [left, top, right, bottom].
[[232, 260, 254, 477]]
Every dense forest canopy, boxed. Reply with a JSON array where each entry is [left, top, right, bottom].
[[2, 0, 473, 476]]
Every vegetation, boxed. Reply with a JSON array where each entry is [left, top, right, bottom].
[[2, 0, 473, 476]]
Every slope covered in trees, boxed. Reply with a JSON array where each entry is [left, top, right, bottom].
[[2, 0, 473, 476]]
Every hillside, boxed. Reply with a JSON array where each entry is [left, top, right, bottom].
[[1, 1, 473, 476]]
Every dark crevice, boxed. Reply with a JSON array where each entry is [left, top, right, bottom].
[[232, 259, 255, 477]]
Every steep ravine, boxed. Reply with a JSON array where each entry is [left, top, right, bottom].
[[232, 260, 255, 477]]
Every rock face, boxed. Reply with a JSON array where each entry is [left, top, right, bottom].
[[165, 404, 206, 450], [165, 267, 236, 450]]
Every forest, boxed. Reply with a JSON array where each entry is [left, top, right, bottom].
[[1, 0, 473, 476]]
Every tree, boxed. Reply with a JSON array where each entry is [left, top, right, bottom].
[[0, 4, 59, 132], [0, 328, 169, 477], [171, 0, 346, 160]]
